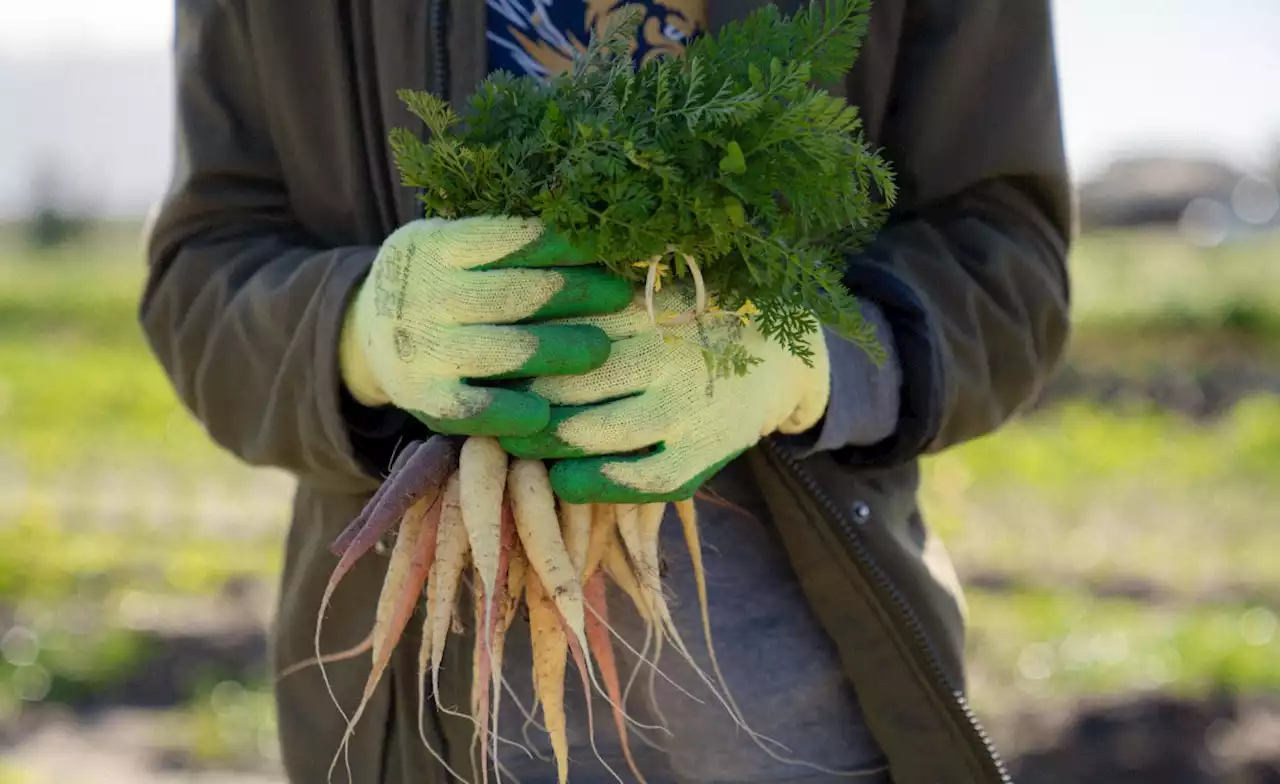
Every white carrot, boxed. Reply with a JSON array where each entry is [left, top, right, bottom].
[[459, 435, 508, 594], [508, 459, 588, 659], [425, 471, 470, 710]]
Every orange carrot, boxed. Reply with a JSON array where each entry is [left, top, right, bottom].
[[585, 570, 648, 784], [562, 599, 621, 784], [327, 489, 442, 783]]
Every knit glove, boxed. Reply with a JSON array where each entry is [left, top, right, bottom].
[[339, 216, 632, 437], [498, 287, 834, 503]]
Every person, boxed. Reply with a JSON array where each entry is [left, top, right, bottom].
[[140, 1, 1072, 782]]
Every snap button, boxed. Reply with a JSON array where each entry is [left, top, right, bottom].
[[851, 500, 871, 524]]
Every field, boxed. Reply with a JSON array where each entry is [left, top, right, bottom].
[[1, 222, 1278, 782]]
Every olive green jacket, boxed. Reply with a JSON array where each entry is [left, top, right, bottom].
[[140, 1, 1072, 781]]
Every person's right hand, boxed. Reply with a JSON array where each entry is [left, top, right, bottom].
[[338, 215, 633, 437]]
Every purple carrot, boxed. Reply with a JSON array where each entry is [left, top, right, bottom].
[[328, 440, 425, 556]]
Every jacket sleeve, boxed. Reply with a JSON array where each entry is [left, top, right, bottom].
[[139, 0, 417, 491], [833, 0, 1074, 465]]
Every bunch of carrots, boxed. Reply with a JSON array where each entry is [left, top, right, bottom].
[[285, 434, 768, 784]]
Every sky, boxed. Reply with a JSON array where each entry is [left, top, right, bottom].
[[1, 0, 1278, 216]]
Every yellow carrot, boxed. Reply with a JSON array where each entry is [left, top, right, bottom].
[[560, 500, 593, 580], [527, 570, 569, 784], [584, 503, 616, 580]]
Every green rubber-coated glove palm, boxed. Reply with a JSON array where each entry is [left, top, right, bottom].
[[499, 287, 831, 503], [339, 216, 632, 437]]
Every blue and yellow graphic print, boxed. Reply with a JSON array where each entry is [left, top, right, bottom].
[[486, 1, 706, 79]]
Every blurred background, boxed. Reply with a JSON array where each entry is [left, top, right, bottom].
[[1, 1, 1278, 782]]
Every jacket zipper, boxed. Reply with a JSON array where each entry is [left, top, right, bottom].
[[411, 0, 450, 225], [429, 0, 449, 98], [760, 437, 1012, 783]]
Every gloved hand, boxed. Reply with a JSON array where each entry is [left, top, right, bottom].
[[339, 216, 632, 437], [498, 287, 833, 503]]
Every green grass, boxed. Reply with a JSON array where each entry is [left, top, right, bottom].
[[1064, 230, 1280, 372], [1068, 230, 1280, 328], [175, 677, 279, 769], [921, 397, 1280, 596], [0, 223, 246, 471], [963, 588, 1279, 717]]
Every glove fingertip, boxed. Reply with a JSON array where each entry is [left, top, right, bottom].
[[406, 388, 550, 438], [479, 226, 597, 269]]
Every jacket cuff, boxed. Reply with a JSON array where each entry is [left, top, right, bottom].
[[785, 302, 902, 457], [826, 258, 947, 466], [320, 250, 429, 483]]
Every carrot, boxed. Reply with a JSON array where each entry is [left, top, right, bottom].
[[562, 601, 622, 784], [371, 495, 441, 669], [584, 503, 616, 579], [471, 496, 516, 784], [459, 436, 509, 603], [560, 500, 593, 580], [411, 472, 477, 784], [526, 570, 569, 784], [585, 570, 647, 784], [313, 436, 457, 732], [471, 582, 490, 784], [602, 528, 650, 623], [328, 489, 442, 783], [501, 540, 528, 633], [489, 510, 525, 779], [674, 497, 740, 723], [615, 503, 668, 631], [328, 439, 424, 556], [328, 436, 454, 559], [425, 472, 471, 709], [276, 630, 372, 681], [508, 459, 587, 662], [618, 502, 717, 733]]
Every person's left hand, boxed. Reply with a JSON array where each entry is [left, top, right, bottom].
[[498, 287, 832, 503]]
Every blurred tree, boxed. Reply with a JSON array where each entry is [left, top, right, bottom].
[[23, 158, 92, 251]]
